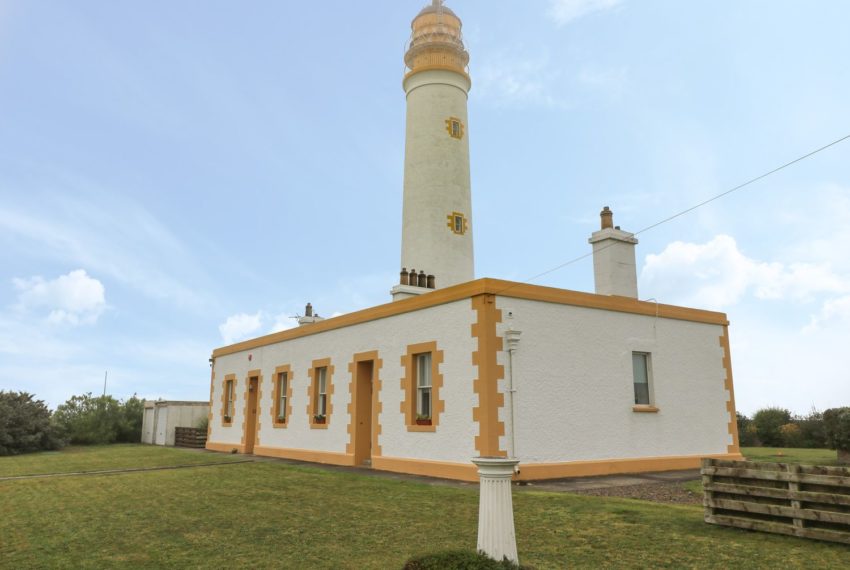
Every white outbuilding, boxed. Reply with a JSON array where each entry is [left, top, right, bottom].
[[142, 400, 208, 446]]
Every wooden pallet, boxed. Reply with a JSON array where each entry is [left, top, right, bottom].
[[174, 427, 207, 449], [702, 458, 850, 544]]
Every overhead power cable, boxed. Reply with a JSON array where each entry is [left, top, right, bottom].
[[510, 132, 850, 288]]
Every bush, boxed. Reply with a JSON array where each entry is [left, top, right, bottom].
[[196, 415, 209, 433], [403, 550, 528, 570], [0, 391, 65, 455], [796, 408, 827, 449], [823, 407, 850, 450], [752, 407, 792, 447], [779, 423, 803, 448], [736, 412, 758, 446], [53, 393, 145, 445], [117, 395, 145, 443]]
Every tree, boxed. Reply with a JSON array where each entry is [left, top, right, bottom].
[[53, 393, 146, 445], [53, 393, 123, 444], [796, 408, 827, 449], [0, 391, 65, 456], [117, 395, 145, 443], [751, 407, 792, 447], [823, 407, 850, 450], [736, 412, 758, 447]]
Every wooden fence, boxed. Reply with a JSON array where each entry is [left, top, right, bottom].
[[174, 427, 207, 449], [702, 458, 850, 545]]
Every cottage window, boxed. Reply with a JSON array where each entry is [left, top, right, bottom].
[[316, 367, 328, 417], [415, 352, 432, 419], [402, 341, 443, 431], [632, 352, 651, 406], [276, 372, 288, 422], [223, 377, 235, 424]]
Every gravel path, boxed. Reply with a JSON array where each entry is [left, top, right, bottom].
[[570, 481, 702, 505]]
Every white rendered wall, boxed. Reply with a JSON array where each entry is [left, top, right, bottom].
[[400, 69, 474, 289], [163, 404, 208, 446], [496, 297, 732, 463], [141, 406, 155, 444], [208, 299, 478, 464]]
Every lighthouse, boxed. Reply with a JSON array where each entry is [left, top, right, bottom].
[[393, 0, 474, 300]]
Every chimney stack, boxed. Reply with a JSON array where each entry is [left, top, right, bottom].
[[588, 206, 638, 298], [298, 302, 325, 326]]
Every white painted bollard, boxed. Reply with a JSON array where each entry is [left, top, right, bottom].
[[472, 457, 520, 564]]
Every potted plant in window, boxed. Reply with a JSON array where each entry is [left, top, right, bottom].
[[276, 414, 286, 424], [415, 414, 432, 426], [313, 414, 326, 424], [223, 415, 232, 423]]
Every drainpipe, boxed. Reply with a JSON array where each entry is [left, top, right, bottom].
[[504, 329, 522, 462]]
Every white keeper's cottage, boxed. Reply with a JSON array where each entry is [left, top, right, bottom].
[[206, 0, 743, 482]]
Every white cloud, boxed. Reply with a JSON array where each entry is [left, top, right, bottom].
[[218, 312, 263, 344], [804, 294, 850, 333], [548, 0, 623, 26], [640, 235, 850, 310], [476, 53, 566, 109], [13, 269, 106, 325], [0, 188, 214, 313]]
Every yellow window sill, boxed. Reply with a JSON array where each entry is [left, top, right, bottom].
[[406, 424, 437, 432], [633, 405, 659, 413]]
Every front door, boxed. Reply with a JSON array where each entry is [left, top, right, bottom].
[[353, 360, 374, 466], [244, 376, 259, 454]]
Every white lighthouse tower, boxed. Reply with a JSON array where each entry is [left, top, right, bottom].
[[392, 0, 474, 300]]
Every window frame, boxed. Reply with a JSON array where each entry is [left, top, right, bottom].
[[221, 374, 237, 426], [445, 116, 464, 140], [401, 341, 444, 432], [415, 352, 432, 420], [446, 211, 468, 235], [631, 351, 659, 412], [272, 365, 293, 427], [307, 358, 334, 429]]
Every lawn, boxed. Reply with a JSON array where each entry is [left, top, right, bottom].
[[1, 446, 848, 569], [741, 446, 841, 465], [0, 444, 243, 478]]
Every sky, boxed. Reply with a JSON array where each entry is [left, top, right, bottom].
[[1, 0, 848, 415]]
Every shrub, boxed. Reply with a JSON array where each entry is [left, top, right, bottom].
[[779, 423, 803, 448], [752, 407, 792, 447], [117, 395, 145, 443], [196, 415, 209, 433], [796, 408, 827, 449], [53, 393, 145, 445], [0, 391, 65, 456], [736, 412, 758, 446], [403, 550, 528, 570], [823, 407, 850, 450]]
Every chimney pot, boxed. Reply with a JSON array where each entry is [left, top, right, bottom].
[[600, 206, 614, 230], [400, 267, 409, 285], [418, 271, 427, 288], [427, 274, 435, 289]]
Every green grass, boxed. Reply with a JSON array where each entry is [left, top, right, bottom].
[[0, 444, 243, 477], [742, 447, 840, 466], [1, 446, 848, 569]]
